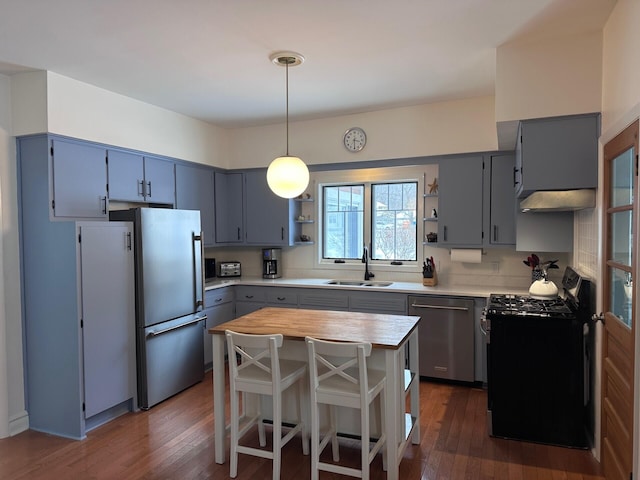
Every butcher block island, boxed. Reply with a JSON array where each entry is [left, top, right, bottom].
[[209, 307, 421, 480]]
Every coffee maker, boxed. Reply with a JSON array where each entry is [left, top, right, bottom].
[[262, 248, 282, 279]]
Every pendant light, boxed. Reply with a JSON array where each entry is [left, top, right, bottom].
[[267, 52, 309, 199]]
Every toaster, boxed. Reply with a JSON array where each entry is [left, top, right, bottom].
[[218, 261, 241, 277]]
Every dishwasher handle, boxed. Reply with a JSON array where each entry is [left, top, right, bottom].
[[410, 302, 470, 312]]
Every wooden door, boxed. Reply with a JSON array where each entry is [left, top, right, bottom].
[[602, 120, 637, 480]]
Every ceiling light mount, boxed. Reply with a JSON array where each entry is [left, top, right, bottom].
[[269, 52, 305, 68]]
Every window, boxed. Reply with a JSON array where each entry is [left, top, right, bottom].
[[372, 182, 417, 261], [322, 181, 417, 262]]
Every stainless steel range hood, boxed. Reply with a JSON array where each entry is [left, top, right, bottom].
[[519, 189, 596, 212]]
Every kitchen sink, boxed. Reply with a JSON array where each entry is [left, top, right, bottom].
[[325, 280, 393, 287]]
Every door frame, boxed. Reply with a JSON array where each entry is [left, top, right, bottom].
[[598, 115, 640, 477]]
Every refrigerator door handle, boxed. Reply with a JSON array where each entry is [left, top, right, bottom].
[[146, 316, 206, 337], [194, 231, 204, 309]]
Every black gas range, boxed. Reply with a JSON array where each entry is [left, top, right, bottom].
[[484, 267, 594, 449]]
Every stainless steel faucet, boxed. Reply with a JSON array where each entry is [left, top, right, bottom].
[[362, 245, 374, 281]]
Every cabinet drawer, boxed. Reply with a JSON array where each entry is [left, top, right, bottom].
[[235, 286, 266, 303], [298, 289, 350, 311], [266, 288, 298, 306], [349, 292, 407, 314], [205, 287, 234, 307]]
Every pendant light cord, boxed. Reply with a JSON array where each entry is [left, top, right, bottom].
[[285, 58, 290, 156]]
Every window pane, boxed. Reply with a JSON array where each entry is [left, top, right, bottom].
[[610, 268, 632, 328], [372, 182, 417, 261], [323, 185, 364, 259], [611, 147, 635, 207], [611, 210, 633, 266]]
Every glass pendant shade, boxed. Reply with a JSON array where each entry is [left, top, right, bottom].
[[267, 155, 309, 198]]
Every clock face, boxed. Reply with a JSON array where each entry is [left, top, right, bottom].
[[343, 127, 366, 152]]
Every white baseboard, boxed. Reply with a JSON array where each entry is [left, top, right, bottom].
[[9, 410, 29, 436]]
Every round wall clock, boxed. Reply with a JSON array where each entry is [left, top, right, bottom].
[[343, 127, 366, 152]]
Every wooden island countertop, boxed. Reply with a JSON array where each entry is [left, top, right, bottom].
[[208, 307, 420, 349]]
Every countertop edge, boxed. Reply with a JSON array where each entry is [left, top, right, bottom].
[[205, 277, 529, 298]]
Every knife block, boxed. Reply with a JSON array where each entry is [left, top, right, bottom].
[[422, 269, 438, 286]]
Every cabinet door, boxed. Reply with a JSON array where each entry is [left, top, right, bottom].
[[244, 171, 289, 245], [437, 156, 484, 247], [52, 139, 108, 218], [517, 114, 599, 196], [107, 150, 145, 202], [203, 287, 234, 366], [176, 163, 215, 246], [214, 172, 244, 243], [79, 222, 135, 418], [489, 154, 516, 245], [144, 156, 175, 205]]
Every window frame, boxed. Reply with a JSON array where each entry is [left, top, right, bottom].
[[312, 165, 431, 275]]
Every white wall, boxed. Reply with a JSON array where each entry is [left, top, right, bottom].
[[12, 71, 231, 167], [495, 30, 603, 124], [229, 96, 498, 169], [0, 73, 27, 437]]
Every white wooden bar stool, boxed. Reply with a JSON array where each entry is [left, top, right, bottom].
[[225, 330, 309, 480], [305, 336, 386, 480]]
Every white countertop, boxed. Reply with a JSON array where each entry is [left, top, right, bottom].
[[205, 276, 529, 298]]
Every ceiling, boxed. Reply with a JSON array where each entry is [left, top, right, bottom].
[[0, 0, 616, 129]]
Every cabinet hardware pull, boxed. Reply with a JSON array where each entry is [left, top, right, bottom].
[[443, 226, 448, 242], [146, 181, 152, 197], [277, 297, 285, 301], [126, 232, 132, 250], [193, 231, 204, 309], [237, 227, 241, 240], [101, 196, 107, 215], [147, 316, 206, 337], [138, 180, 144, 197], [493, 225, 497, 242], [281, 227, 284, 240]]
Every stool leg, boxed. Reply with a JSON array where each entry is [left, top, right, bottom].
[[381, 390, 387, 471], [310, 401, 320, 480], [272, 389, 282, 480], [298, 376, 309, 455], [361, 400, 369, 480], [330, 405, 339, 462], [230, 388, 239, 478]]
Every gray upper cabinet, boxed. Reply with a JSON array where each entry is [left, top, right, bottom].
[[515, 113, 599, 198], [108, 150, 175, 205], [175, 163, 215, 246], [488, 154, 516, 245], [437, 155, 484, 247], [50, 138, 108, 219], [244, 170, 289, 246], [214, 172, 244, 243]]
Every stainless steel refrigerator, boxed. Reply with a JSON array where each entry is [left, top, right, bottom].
[[110, 207, 206, 409]]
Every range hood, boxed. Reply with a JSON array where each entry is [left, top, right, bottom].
[[520, 189, 596, 212]]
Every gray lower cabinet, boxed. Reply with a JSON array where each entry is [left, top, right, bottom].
[[298, 288, 350, 311], [79, 222, 136, 423], [265, 287, 298, 307], [203, 287, 234, 368], [235, 285, 267, 316], [349, 291, 407, 314], [175, 163, 216, 246]]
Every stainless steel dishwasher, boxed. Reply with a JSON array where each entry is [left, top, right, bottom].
[[408, 295, 475, 382]]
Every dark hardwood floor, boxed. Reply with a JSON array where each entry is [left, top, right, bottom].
[[0, 371, 605, 479]]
